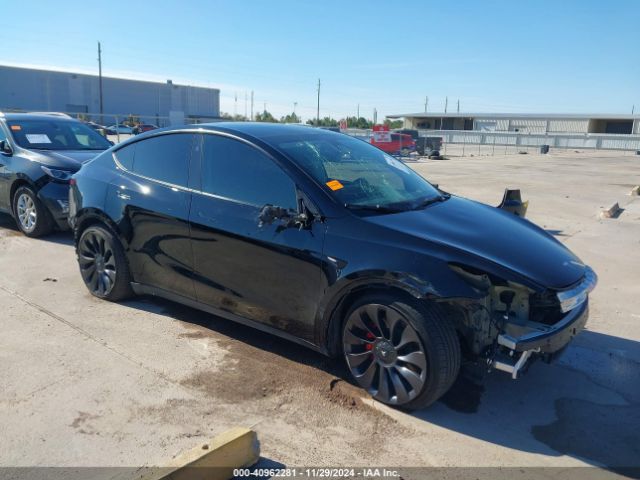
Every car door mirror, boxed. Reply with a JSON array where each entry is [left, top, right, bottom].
[[258, 204, 309, 229], [0, 140, 13, 155], [258, 204, 290, 226]]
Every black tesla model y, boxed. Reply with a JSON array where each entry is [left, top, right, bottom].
[[69, 123, 596, 409]]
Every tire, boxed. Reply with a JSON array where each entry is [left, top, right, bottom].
[[342, 293, 461, 410], [77, 224, 133, 301], [12, 186, 54, 237]]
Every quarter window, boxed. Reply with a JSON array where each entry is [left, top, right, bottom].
[[114, 144, 134, 170], [201, 134, 297, 210]]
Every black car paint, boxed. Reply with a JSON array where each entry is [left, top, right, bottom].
[[69, 123, 588, 355], [0, 115, 107, 229]]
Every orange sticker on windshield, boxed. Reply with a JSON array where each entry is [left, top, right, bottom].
[[326, 180, 344, 191], [10, 125, 21, 131]]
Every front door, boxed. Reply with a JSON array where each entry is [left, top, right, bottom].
[[189, 133, 325, 342]]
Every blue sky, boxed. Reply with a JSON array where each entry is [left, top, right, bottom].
[[1, 0, 638, 120]]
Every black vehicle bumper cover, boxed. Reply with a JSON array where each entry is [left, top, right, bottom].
[[37, 181, 71, 230], [499, 300, 589, 354]]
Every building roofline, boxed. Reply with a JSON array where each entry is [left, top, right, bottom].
[[387, 112, 640, 120], [0, 63, 220, 92]]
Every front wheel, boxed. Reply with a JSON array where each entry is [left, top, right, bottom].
[[77, 225, 133, 301], [13, 186, 54, 237], [342, 294, 461, 410]]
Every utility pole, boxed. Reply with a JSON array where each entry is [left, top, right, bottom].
[[293, 101, 298, 117], [244, 92, 248, 119], [316, 79, 321, 126], [250, 91, 254, 121], [373, 108, 377, 125], [633, 105, 635, 115], [97, 41, 104, 116], [424, 96, 429, 112], [445, 96, 448, 113], [357, 103, 360, 118], [457, 99, 460, 113]]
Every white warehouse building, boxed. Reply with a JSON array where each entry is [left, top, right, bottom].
[[0, 64, 220, 126], [387, 112, 640, 135]]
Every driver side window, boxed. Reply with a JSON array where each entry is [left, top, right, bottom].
[[200, 134, 297, 210]]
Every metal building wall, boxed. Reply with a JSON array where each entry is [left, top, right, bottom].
[[548, 119, 589, 133], [0, 65, 220, 123]]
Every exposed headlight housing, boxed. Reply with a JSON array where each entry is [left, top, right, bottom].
[[41, 166, 74, 182], [556, 266, 597, 313]]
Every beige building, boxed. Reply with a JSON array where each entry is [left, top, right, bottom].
[[387, 112, 640, 135]]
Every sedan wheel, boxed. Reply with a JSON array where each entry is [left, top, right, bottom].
[[16, 193, 37, 233], [343, 303, 428, 406], [12, 186, 53, 237]]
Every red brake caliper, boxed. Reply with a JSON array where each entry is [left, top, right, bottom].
[[365, 332, 375, 351]]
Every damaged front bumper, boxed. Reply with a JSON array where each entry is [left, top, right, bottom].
[[492, 301, 588, 378]]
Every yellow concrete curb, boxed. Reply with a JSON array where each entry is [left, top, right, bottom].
[[136, 427, 260, 480]]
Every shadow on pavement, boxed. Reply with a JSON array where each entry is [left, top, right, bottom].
[[0, 212, 74, 246], [122, 295, 640, 473]]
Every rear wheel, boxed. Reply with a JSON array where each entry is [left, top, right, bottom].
[[77, 225, 133, 301], [342, 293, 460, 410], [12, 186, 54, 237]]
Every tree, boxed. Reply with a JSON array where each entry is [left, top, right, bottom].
[[220, 112, 248, 121], [306, 116, 339, 127], [344, 116, 373, 129], [384, 119, 403, 129], [280, 112, 301, 123], [254, 111, 279, 123]]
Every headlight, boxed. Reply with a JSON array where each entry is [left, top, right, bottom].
[[556, 266, 597, 313], [41, 166, 74, 182]]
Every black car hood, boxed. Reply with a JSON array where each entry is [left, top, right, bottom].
[[24, 149, 105, 170], [366, 195, 585, 290]]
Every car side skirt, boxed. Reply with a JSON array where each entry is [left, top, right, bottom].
[[130, 282, 325, 354]]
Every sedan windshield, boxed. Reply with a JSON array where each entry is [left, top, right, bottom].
[[8, 119, 112, 151], [276, 132, 442, 212]]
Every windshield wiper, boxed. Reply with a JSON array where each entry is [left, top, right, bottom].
[[345, 203, 404, 214], [411, 193, 450, 210]]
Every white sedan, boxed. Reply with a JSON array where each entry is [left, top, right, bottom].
[[107, 124, 134, 134]]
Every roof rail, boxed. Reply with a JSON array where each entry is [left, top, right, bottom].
[[28, 112, 73, 119]]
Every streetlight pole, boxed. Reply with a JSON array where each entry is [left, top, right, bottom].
[[97, 41, 104, 116], [316, 79, 321, 126]]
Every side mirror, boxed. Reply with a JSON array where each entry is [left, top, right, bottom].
[[258, 204, 309, 229], [0, 140, 12, 155]]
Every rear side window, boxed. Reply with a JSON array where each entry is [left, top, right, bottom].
[[201, 134, 297, 210], [119, 133, 194, 187]]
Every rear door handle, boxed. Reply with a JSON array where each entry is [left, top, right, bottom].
[[116, 191, 131, 200]]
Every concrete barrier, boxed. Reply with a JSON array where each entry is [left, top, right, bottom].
[[133, 427, 260, 480]]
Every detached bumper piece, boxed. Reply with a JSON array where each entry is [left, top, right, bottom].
[[491, 301, 589, 379]]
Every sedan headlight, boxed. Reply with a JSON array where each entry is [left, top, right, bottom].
[[41, 166, 74, 182]]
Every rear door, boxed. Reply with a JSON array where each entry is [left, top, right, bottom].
[[106, 132, 197, 299], [188, 133, 325, 342]]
